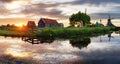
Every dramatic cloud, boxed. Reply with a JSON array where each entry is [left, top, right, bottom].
[[0, 4, 9, 15], [0, 0, 120, 26], [64, 0, 120, 5], [0, 7, 9, 14], [22, 3, 68, 19], [0, 0, 20, 15], [90, 12, 120, 19], [0, 0, 13, 3]]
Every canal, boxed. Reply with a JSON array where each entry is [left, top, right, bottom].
[[0, 32, 120, 64]]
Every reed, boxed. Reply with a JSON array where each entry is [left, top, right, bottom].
[[36, 27, 113, 38]]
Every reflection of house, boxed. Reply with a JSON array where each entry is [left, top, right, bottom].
[[38, 18, 63, 28]]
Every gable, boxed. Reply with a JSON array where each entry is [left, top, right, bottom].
[[42, 18, 58, 24]]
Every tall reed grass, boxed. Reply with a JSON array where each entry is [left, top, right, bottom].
[[36, 27, 113, 38]]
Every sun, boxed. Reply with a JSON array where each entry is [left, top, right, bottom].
[[15, 23, 23, 27]]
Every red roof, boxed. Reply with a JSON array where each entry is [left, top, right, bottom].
[[42, 18, 58, 24]]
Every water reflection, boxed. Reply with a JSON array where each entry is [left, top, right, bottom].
[[22, 37, 54, 44], [70, 38, 91, 49], [0, 54, 37, 64], [22, 37, 91, 50], [99, 33, 115, 42], [115, 31, 120, 36], [0, 32, 119, 64], [108, 33, 114, 41]]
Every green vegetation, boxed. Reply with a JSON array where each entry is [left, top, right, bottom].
[[0, 28, 31, 37], [69, 11, 91, 27], [0, 27, 114, 38], [36, 27, 113, 38]]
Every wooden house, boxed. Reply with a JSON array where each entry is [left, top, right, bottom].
[[27, 21, 36, 28], [38, 18, 62, 28]]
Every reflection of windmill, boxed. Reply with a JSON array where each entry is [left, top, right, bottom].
[[106, 14, 115, 27]]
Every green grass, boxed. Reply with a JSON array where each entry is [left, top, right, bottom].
[[0, 30, 22, 37], [0, 27, 114, 38], [0, 28, 31, 37], [36, 27, 113, 38]]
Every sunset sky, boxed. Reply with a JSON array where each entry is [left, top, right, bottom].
[[0, 0, 120, 27]]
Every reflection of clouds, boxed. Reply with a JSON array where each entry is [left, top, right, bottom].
[[21, 40, 80, 53], [5, 48, 31, 58], [91, 32, 120, 43], [4, 42, 32, 58], [0, 34, 120, 64], [0, 43, 9, 53], [88, 43, 114, 50], [21, 40, 81, 63], [87, 33, 120, 53], [81, 33, 120, 53], [33, 53, 80, 63], [0, 37, 34, 58], [48, 40, 80, 53], [72, 33, 120, 64], [74, 49, 120, 64], [0, 37, 24, 55], [78, 42, 120, 55], [0, 37, 23, 44]]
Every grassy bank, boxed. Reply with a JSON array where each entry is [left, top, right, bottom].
[[0, 27, 114, 38], [36, 27, 114, 38], [0, 28, 31, 37]]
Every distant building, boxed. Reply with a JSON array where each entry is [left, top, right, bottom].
[[95, 21, 104, 27], [75, 21, 83, 27], [106, 15, 115, 27], [106, 18, 115, 27], [27, 21, 36, 28], [38, 18, 63, 28]]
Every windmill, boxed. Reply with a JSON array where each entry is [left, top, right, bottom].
[[85, 8, 87, 14], [106, 14, 115, 27]]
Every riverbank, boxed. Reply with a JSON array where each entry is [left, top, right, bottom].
[[36, 27, 114, 38], [0, 27, 114, 38], [0, 28, 30, 37]]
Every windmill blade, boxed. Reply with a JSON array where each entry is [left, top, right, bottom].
[[108, 14, 114, 19]]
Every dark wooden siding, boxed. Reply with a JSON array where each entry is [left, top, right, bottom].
[[38, 19, 45, 28]]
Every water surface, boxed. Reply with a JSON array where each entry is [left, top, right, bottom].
[[0, 32, 120, 64]]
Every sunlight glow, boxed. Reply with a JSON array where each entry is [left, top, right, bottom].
[[5, 48, 30, 58], [15, 23, 23, 27]]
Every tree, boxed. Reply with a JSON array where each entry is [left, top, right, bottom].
[[69, 11, 91, 27]]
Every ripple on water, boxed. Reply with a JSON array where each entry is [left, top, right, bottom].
[[33, 53, 80, 63]]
